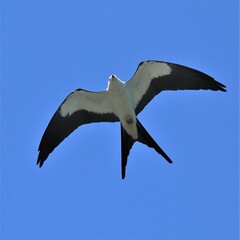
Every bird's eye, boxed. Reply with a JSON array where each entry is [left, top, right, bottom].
[[109, 75, 115, 80]]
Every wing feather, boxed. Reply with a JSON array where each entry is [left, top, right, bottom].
[[127, 60, 226, 115], [37, 89, 118, 167]]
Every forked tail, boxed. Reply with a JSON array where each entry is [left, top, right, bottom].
[[121, 118, 172, 179]]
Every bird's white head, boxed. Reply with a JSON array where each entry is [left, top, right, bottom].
[[108, 74, 117, 81], [107, 74, 125, 92]]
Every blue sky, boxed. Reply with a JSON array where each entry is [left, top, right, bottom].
[[1, 0, 239, 239]]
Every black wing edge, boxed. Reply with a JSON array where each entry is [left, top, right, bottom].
[[135, 61, 227, 114], [166, 61, 227, 92], [37, 108, 118, 168]]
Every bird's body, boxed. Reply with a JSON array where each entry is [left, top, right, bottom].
[[37, 60, 226, 179], [107, 75, 138, 139]]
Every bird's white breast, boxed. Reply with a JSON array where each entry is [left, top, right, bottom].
[[107, 76, 138, 139]]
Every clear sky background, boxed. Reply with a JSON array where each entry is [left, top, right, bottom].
[[1, 0, 239, 239]]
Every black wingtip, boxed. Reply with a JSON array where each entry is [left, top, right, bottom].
[[219, 85, 227, 92], [36, 155, 44, 168], [214, 81, 227, 92], [36, 150, 48, 168]]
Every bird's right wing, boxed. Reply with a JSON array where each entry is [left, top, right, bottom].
[[127, 61, 226, 115], [37, 89, 118, 167]]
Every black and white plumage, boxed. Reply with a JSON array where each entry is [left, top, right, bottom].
[[37, 60, 226, 179]]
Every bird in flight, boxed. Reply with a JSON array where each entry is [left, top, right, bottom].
[[37, 60, 226, 179]]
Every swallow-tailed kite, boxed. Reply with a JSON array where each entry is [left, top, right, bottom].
[[37, 60, 226, 179]]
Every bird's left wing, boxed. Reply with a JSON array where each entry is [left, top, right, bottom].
[[37, 89, 118, 167], [127, 60, 226, 115]]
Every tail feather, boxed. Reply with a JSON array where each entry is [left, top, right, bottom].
[[121, 125, 135, 179], [136, 119, 173, 164], [120, 118, 172, 179]]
